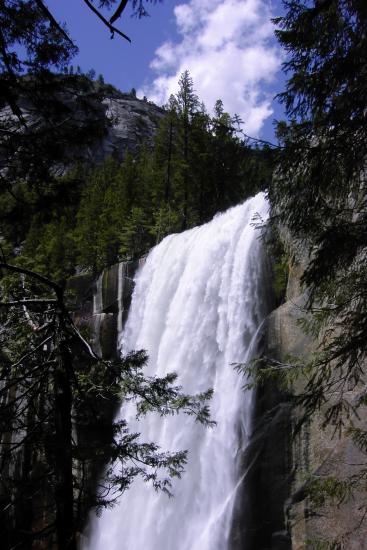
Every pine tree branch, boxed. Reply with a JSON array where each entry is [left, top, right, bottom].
[[235, 127, 284, 149], [34, 0, 75, 46], [10, 336, 53, 370], [0, 28, 26, 125]]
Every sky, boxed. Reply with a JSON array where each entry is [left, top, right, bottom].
[[46, 0, 286, 143]]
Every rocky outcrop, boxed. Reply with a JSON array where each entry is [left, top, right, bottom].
[[68, 258, 145, 360], [53, 92, 165, 165], [0, 82, 165, 174], [99, 95, 164, 161]]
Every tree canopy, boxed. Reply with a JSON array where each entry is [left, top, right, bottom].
[[265, 1, 367, 544]]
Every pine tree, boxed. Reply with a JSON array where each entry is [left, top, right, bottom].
[[119, 206, 151, 259], [153, 95, 181, 207], [270, 0, 367, 402], [264, 2, 367, 543], [188, 105, 212, 224], [175, 71, 200, 229], [208, 100, 245, 215]]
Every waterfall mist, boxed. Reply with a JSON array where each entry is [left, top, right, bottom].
[[84, 193, 270, 550]]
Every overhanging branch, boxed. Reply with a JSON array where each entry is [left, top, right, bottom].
[[0, 263, 63, 297], [82, 0, 131, 42], [110, 0, 129, 24]]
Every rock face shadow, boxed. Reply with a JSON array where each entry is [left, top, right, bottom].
[[229, 318, 293, 550]]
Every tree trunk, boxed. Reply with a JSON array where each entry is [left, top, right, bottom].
[[54, 328, 76, 550]]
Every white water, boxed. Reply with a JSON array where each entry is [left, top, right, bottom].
[[85, 193, 270, 550]]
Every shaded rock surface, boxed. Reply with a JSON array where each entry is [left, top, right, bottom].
[[263, 234, 367, 549], [235, 316, 293, 550], [99, 96, 164, 161], [67, 259, 145, 536], [69, 258, 145, 360]]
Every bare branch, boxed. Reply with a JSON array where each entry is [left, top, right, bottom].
[[0, 299, 57, 306], [82, 0, 131, 42], [0, 263, 63, 298], [68, 321, 100, 360], [110, 0, 129, 24]]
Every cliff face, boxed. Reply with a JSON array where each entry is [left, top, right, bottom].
[[99, 96, 164, 161], [264, 234, 367, 549], [68, 261, 143, 539], [0, 84, 165, 172], [69, 258, 145, 359]]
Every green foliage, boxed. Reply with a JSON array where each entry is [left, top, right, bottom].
[[119, 206, 153, 259], [305, 539, 343, 550], [2, 71, 273, 281], [268, 0, 367, 430], [264, 227, 289, 305], [306, 475, 352, 509], [236, 355, 304, 394], [273, 258, 288, 305], [22, 216, 76, 283]]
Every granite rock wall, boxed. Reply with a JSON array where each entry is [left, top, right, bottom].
[[68, 258, 145, 360], [263, 235, 367, 549]]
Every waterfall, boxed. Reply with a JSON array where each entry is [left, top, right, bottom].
[[85, 192, 270, 550]]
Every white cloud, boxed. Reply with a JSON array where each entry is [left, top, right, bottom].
[[139, 0, 282, 136]]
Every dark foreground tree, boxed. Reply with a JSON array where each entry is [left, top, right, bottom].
[[271, 0, 367, 421], [260, 0, 367, 545], [0, 261, 213, 549]]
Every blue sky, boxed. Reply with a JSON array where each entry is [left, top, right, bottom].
[[46, 0, 286, 142]]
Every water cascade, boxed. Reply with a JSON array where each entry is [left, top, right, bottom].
[[86, 193, 270, 550]]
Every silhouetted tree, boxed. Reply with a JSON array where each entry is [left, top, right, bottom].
[[0, 262, 213, 549]]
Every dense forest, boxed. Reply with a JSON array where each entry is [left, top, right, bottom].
[[0, 0, 366, 549], [1, 70, 273, 281]]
